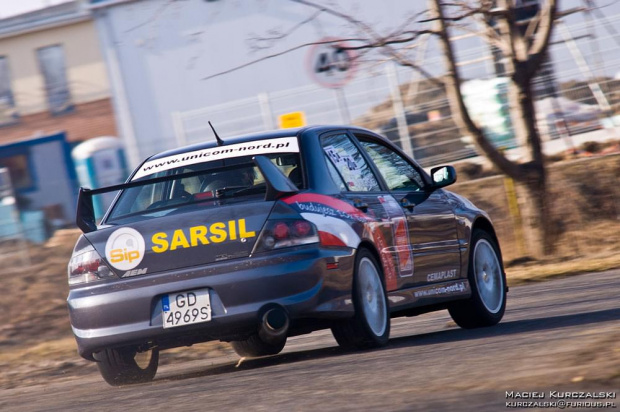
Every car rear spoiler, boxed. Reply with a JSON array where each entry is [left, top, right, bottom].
[[76, 155, 299, 234]]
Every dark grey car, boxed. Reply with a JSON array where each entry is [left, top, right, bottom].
[[67, 126, 507, 385]]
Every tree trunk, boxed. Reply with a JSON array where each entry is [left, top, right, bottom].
[[429, 0, 556, 258], [509, 74, 555, 257], [517, 165, 555, 258]]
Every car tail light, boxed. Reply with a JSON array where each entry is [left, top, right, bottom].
[[68, 245, 115, 285], [253, 219, 319, 252]]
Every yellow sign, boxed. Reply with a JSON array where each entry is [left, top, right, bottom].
[[278, 112, 306, 129]]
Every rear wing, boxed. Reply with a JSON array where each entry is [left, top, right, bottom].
[[76, 155, 299, 233]]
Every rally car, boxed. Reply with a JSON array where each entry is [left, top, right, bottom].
[[67, 125, 507, 386]]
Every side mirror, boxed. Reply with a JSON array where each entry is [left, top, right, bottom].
[[430, 165, 457, 189]]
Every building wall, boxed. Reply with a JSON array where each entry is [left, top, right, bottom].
[[0, 12, 117, 149], [0, 19, 110, 114], [0, 98, 117, 146], [92, 0, 620, 169], [92, 0, 418, 167]]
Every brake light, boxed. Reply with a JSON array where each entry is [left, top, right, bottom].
[[273, 222, 290, 240], [253, 219, 319, 252], [292, 220, 312, 237], [68, 245, 114, 285]]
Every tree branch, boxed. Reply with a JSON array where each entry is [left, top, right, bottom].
[[474, 14, 511, 54], [247, 8, 324, 52], [341, 29, 437, 50], [430, 0, 523, 179], [202, 38, 365, 81], [526, 0, 557, 78]]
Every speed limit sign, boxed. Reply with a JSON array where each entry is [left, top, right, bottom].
[[306, 38, 357, 89]]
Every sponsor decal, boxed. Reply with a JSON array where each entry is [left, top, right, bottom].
[[323, 144, 378, 191], [151, 218, 255, 253], [133, 137, 299, 180], [370, 221, 397, 290], [294, 201, 366, 223], [427, 269, 457, 282], [378, 196, 414, 278], [414, 281, 467, 298], [105, 227, 146, 271], [123, 268, 148, 278], [283, 193, 398, 291], [299, 212, 360, 248]]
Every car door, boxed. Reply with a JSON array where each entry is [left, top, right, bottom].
[[355, 134, 461, 287], [319, 131, 404, 292]]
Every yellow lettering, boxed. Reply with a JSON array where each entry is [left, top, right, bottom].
[[152, 232, 169, 253], [238, 218, 256, 238], [190, 226, 209, 246], [150, 219, 254, 253], [228, 220, 237, 240], [110, 249, 124, 263], [170, 229, 190, 251], [127, 250, 140, 262], [209, 222, 227, 243]]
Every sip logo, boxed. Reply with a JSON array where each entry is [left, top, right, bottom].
[[105, 227, 146, 271]]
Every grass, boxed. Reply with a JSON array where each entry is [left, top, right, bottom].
[[506, 254, 620, 286]]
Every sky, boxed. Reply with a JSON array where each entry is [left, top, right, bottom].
[[0, 0, 71, 18]]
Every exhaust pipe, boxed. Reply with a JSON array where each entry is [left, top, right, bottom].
[[258, 307, 289, 344]]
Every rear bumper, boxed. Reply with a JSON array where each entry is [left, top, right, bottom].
[[67, 246, 355, 360]]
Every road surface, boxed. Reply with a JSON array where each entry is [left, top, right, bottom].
[[2, 270, 619, 411]]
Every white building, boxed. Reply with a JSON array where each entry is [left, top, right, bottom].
[[88, 0, 438, 166], [88, 0, 619, 167]]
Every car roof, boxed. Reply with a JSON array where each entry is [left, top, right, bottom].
[[146, 125, 377, 161]]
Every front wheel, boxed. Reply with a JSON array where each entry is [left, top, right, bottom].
[[331, 249, 390, 349], [449, 229, 506, 328], [94, 346, 159, 386]]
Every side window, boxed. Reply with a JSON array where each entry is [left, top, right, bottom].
[[325, 155, 348, 191], [359, 139, 425, 192], [321, 133, 380, 192]]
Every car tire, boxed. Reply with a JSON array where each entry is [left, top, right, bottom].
[[94, 346, 159, 386], [331, 248, 390, 349], [448, 229, 506, 329], [230, 334, 287, 357]]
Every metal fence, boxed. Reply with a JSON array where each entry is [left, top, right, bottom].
[[173, 11, 620, 167]]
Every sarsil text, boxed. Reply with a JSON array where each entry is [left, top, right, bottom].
[[151, 218, 256, 253]]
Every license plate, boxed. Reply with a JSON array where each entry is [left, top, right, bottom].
[[162, 289, 212, 329]]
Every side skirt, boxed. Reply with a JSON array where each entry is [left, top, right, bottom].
[[387, 279, 472, 315]]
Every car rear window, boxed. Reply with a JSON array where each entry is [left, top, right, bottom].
[[105, 153, 302, 224]]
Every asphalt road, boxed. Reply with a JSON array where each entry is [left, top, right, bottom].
[[2, 270, 619, 412]]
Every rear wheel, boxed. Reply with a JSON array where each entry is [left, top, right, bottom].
[[94, 346, 159, 386], [230, 334, 287, 357], [331, 249, 390, 349], [449, 230, 506, 328]]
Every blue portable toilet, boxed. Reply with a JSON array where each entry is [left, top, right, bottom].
[[72, 137, 128, 219]]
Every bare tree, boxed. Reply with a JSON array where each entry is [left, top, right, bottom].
[[308, 0, 560, 256], [205, 0, 563, 255], [430, 0, 558, 256]]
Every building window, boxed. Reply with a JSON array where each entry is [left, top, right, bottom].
[[0, 56, 17, 125], [0, 153, 34, 191], [37, 45, 73, 115]]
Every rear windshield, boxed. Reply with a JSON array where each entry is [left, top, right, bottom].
[[105, 153, 302, 224]]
